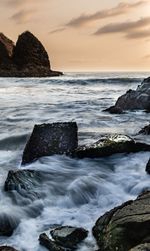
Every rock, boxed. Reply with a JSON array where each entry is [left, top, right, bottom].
[[0, 213, 19, 236], [146, 159, 150, 174], [72, 134, 150, 159], [139, 124, 150, 135], [0, 247, 19, 251], [4, 169, 49, 200], [93, 191, 150, 251], [105, 78, 150, 113], [0, 31, 62, 77], [22, 122, 78, 165], [129, 243, 150, 251], [39, 233, 67, 251], [50, 226, 88, 248], [103, 106, 123, 114]]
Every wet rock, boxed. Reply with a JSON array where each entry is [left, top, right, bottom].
[[22, 122, 78, 165], [139, 124, 150, 135], [129, 243, 150, 251], [146, 159, 150, 174], [0, 213, 19, 236], [72, 134, 150, 159], [4, 169, 48, 200], [93, 191, 150, 251], [0, 31, 62, 77], [103, 106, 123, 114], [105, 78, 150, 113], [0, 247, 19, 251], [39, 233, 67, 251], [50, 226, 88, 248]]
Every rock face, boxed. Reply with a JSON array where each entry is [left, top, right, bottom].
[[129, 243, 150, 251], [139, 124, 150, 135], [22, 122, 78, 165], [93, 191, 150, 251], [105, 78, 150, 113], [39, 233, 66, 251], [72, 134, 150, 159], [50, 226, 88, 248], [0, 31, 62, 77]]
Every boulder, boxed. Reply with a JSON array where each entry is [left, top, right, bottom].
[[0, 31, 62, 77], [146, 159, 150, 174], [93, 191, 150, 251], [105, 78, 150, 113], [129, 243, 150, 251], [0, 247, 19, 251], [0, 213, 19, 236], [139, 124, 150, 135], [22, 122, 78, 165], [50, 226, 88, 248], [39, 233, 67, 251], [103, 106, 123, 114], [72, 134, 150, 159], [4, 169, 49, 200]]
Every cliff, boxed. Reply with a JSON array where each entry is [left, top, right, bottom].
[[0, 31, 62, 77]]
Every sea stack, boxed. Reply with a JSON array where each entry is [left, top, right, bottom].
[[0, 31, 62, 77]]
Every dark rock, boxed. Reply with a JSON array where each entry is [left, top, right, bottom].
[[22, 122, 78, 165], [105, 78, 150, 112], [50, 226, 88, 248], [93, 191, 150, 251], [139, 124, 150, 135], [0, 31, 62, 77], [129, 243, 150, 251], [0, 213, 19, 236], [39, 233, 67, 251], [4, 169, 49, 200], [0, 247, 19, 251], [146, 159, 150, 174], [72, 134, 150, 159], [103, 106, 123, 114]]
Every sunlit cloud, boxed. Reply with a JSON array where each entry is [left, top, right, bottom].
[[66, 1, 147, 28], [94, 16, 150, 40]]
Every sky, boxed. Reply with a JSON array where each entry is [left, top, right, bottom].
[[0, 0, 150, 72]]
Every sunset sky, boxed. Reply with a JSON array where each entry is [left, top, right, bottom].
[[0, 0, 150, 71]]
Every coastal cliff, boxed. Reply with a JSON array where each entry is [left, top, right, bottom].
[[0, 31, 62, 77]]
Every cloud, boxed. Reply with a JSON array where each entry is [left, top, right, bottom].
[[66, 1, 146, 28], [10, 9, 36, 24], [49, 27, 66, 34], [94, 16, 150, 39]]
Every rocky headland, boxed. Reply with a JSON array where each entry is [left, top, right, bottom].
[[0, 31, 62, 77]]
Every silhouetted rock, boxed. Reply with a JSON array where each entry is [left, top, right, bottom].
[[103, 105, 123, 114], [0, 31, 62, 77], [22, 122, 78, 165], [50, 226, 88, 248], [105, 78, 150, 113], [72, 134, 150, 159], [0, 247, 19, 251], [93, 191, 150, 251], [146, 159, 150, 174], [139, 124, 150, 135]]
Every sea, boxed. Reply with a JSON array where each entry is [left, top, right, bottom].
[[0, 72, 150, 251]]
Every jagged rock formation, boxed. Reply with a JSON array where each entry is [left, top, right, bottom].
[[104, 77, 150, 113], [139, 123, 150, 135], [0, 31, 62, 77], [93, 191, 150, 251]]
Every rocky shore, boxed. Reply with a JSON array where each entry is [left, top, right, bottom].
[[0, 31, 62, 77], [0, 77, 150, 251]]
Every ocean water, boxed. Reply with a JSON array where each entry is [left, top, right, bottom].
[[0, 72, 150, 251]]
